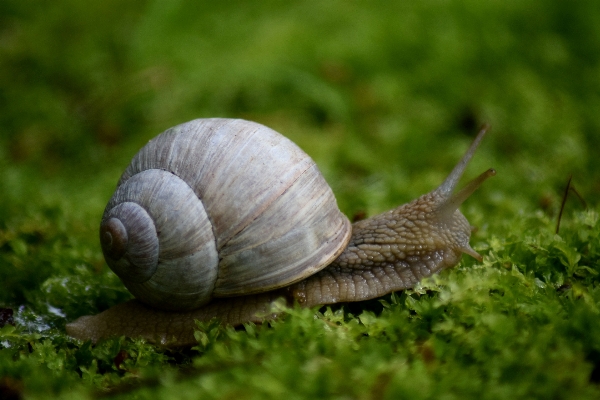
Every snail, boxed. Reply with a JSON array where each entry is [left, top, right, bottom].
[[66, 118, 495, 346]]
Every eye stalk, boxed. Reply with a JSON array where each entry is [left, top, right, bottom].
[[434, 125, 495, 220], [438, 168, 496, 220], [436, 124, 491, 196]]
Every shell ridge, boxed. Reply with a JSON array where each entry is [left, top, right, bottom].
[[212, 160, 315, 292], [218, 161, 314, 252], [183, 120, 262, 250], [116, 119, 227, 186], [193, 119, 316, 249], [213, 162, 352, 296], [183, 118, 232, 190]]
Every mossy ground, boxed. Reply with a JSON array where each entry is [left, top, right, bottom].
[[2, 1, 600, 398]]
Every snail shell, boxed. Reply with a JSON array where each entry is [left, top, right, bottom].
[[100, 118, 351, 311]]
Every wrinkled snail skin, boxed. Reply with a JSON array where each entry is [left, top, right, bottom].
[[66, 120, 494, 347]]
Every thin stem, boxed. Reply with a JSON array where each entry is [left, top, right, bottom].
[[569, 185, 587, 209], [555, 175, 587, 234], [556, 175, 572, 234]]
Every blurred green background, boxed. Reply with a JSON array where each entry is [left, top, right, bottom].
[[1, 0, 600, 398]]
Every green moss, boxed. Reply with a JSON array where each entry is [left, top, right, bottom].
[[1, 0, 600, 398]]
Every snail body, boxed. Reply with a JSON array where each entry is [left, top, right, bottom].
[[66, 119, 494, 346]]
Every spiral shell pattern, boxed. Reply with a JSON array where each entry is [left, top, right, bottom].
[[100, 119, 351, 310]]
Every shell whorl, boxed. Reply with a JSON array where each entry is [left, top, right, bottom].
[[101, 169, 219, 310], [101, 118, 352, 310], [100, 204, 158, 283]]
